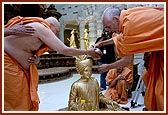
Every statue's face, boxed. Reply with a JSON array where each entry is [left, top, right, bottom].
[[82, 66, 92, 79], [77, 59, 93, 78]]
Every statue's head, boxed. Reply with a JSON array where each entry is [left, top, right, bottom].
[[75, 55, 93, 78]]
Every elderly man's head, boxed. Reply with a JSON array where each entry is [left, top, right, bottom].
[[45, 17, 60, 36], [102, 7, 121, 33]]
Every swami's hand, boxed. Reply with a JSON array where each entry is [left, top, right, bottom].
[[6, 23, 36, 36], [94, 38, 114, 48], [117, 74, 126, 80], [87, 48, 102, 60], [98, 64, 110, 73], [28, 54, 40, 64], [93, 42, 103, 49]]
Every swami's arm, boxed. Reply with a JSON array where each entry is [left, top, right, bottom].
[[115, 7, 164, 57], [94, 38, 114, 48], [4, 24, 35, 37], [35, 23, 90, 56], [98, 54, 133, 72]]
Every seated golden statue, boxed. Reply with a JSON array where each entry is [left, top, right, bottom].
[[68, 55, 124, 111]]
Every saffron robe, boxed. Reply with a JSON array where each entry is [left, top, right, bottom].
[[4, 16, 51, 110], [112, 7, 164, 110], [105, 67, 133, 104]]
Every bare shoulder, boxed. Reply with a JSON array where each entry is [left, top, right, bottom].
[[26, 22, 52, 37], [26, 22, 48, 31]]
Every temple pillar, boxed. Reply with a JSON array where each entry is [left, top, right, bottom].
[[59, 20, 65, 42], [88, 16, 97, 47], [96, 19, 103, 38], [79, 20, 85, 49]]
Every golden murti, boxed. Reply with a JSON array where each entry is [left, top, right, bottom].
[[83, 29, 89, 50], [67, 29, 77, 48], [68, 55, 125, 111]]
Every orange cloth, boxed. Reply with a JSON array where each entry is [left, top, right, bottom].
[[142, 68, 148, 87], [4, 16, 51, 110], [144, 51, 164, 111], [113, 7, 164, 57], [112, 7, 164, 110], [104, 67, 133, 104], [105, 68, 117, 84]]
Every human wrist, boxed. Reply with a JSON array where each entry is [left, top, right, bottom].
[[6, 28, 14, 35], [99, 42, 103, 47], [10, 27, 16, 34], [91, 45, 94, 48], [85, 50, 89, 55], [107, 64, 112, 71], [116, 76, 119, 81]]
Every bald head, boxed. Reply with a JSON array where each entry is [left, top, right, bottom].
[[45, 17, 60, 36], [102, 7, 121, 33], [102, 7, 121, 20]]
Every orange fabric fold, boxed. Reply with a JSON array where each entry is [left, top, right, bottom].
[[113, 7, 164, 111], [105, 67, 133, 104], [4, 16, 51, 110], [105, 68, 117, 83], [113, 7, 164, 57], [142, 68, 148, 87], [5, 16, 51, 29], [144, 51, 164, 111]]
